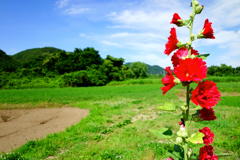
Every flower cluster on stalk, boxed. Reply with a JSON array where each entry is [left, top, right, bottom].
[[161, 0, 221, 159]]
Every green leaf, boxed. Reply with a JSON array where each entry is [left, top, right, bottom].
[[197, 54, 210, 60], [187, 132, 204, 144], [149, 128, 173, 139], [158, 103, 176, 111]]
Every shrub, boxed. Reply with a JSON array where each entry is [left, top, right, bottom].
[[62, 69, 108, 87]]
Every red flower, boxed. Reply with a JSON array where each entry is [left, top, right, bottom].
[[199, 145, 218, 160], [171, 13, 182, 26], [199, 127, 214, 145], [174, 58, 207, 82], [199, 108, 216, 121], [161, 67, 176, 94], [191, 80, 221, 109], [164, 28, 179, 55], [202, 19, 215, 39], [171, 48, 199, 67], [165, 157, 174, 160]]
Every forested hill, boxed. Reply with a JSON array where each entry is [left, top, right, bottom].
[[1, 47, 164, 75], [147, 64, 165, 75], [0, 47, 239, 88], [0, 50, 18, 72], [0, 47, 165, 88], [12, 47, 64, 67], [126, 62, 164, 75]]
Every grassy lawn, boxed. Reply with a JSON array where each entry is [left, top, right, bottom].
[[0, 82, 240, 160]]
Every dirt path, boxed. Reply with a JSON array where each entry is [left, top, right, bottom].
[[0, 107, 89, 152]]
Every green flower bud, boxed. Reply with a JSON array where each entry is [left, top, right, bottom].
[[195, 5, 204, 14], [180, 105, 187, 111], [174, 77, 181, 84], [177, 125, 188, 137], [188, 148, 192, 157], [176, 137, 183, 143]]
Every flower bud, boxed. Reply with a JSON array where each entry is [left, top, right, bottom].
[[176, 137, 183, 143], [177, 125, 188, 137], [174, 77, 181, 84], [180, 105, 187, 111], [195, 5, 204, 14], [190, 34, 195, 41], [188, 148, 192, 157], [192, 0, 200, 6], [192, 0, 204, 14]]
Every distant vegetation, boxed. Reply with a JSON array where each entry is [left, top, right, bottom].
[[208, 64, 240, 76], [0, 47, 164, 89], [1, 47, 239, 89]]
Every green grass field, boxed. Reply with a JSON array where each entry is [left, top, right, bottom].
[[0, 81, 240, 160]]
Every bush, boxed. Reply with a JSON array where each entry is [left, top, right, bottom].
[[1, 77, 64, 89], [62, 69, 108, 87]]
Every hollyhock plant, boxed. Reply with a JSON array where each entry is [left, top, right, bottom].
[[171, 13, 183, 26], [161, 67, 177, 94], [171, 48, 199, 67], [164, 28, 179, 55], [174, 58, 207, 82], [159, 0, 220, 159], [199, 19, 215, 39], [191, 80, 221, 109], [199, 108, 216, 121], [199, 145, 218, 160], [199, 127, 214, 145]]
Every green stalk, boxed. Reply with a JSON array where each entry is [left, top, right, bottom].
[[183, 144, 188, 160], [183, 1, 196, 159], [186, 84, 190, 120]]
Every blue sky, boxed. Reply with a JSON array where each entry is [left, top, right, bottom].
[[0, 0, 240, 67]]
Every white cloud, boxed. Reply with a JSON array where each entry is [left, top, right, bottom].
[[56, 0, 70, 8], [55, 0, 240, 66], [104, 0, 240, 66], [199, 30, 240, 46], [64, 6, 90, 15], [127, 52, 171, 67], [208, 0, 240, 29], [108, 10, 172, 31], [100, 40, 121, 47]]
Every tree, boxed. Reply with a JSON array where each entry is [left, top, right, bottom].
[[100, 55, 125, 81], [128, 62, 148, 78], [0, 49, 18, 72]]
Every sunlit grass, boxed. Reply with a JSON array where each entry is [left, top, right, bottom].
[[0, 81, 239, 159]]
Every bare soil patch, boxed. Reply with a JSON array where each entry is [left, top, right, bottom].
[[0, 107, 88, 152]]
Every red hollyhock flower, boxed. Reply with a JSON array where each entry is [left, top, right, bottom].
[[164, 28, 179, 55], [191, 80, 221, 109], [165, 157, 174, 160], [202, 19, 215, 39], [171, 48, 199, 67], [174, 58, 207, 82], [171, 13, 182, 26], [199, 145, 218, 160], [199, 108, 216, 121], [161, 67, 176, 94], [199, 127, 214, 145]]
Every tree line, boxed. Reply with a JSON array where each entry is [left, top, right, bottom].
[[0, 47, 159, 88], [208, 64, 240, 76]]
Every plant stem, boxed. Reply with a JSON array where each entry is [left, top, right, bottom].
[[183, 2, 196, 160], [188, 0, 196, 56], [186, 84, 190, 120], [183, 143, 188, 160]]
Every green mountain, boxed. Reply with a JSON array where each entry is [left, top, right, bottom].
[[0, 49, 18, 72], [126, 62, 164, 75], [147, 64, 165, 75], [12, 47, 64, 67]]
